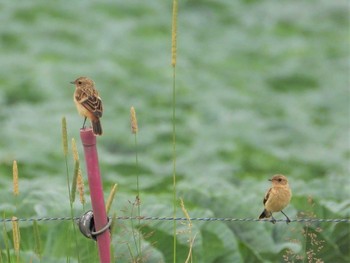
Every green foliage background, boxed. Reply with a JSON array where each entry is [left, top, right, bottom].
[[0, 0, 349, 262]]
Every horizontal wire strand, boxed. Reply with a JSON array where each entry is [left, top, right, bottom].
[[0, 216, 349, 223]]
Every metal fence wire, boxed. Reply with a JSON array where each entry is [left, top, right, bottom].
[[1, 216, 349, 223]]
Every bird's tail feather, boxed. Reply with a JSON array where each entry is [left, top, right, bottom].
[[259, 209, 270, 219], [92, 119, 102, 136]]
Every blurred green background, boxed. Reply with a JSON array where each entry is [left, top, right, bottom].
[[0, 0, 349, 262]]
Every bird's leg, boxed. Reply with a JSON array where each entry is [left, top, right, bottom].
[[270, 214, 276, 224], [281, 210, 291, 224], [82, 117, 87, 129]]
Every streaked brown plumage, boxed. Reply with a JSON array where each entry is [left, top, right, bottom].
[[259, 174, 292, 224], [70, 77, 103, 135]]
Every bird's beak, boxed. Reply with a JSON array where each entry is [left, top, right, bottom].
[[70, 81, 75, 84], [268, 179, 272, 181]]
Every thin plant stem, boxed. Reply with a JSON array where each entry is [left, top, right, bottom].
[[171, 0, 178, 262], [130, 106, 141, 258], [0, 237, 2, 263], [106, 184, 118, 214], [172, 67, 177, 263], [134, 134, 142, 257], [180, 198, 194, 263], [129, 203, 138, 261], [32, 220, 42, 262], [127, 243, 135, 263], [110, 213, 117, 263], [11, 217, 20, 263], [303, 225, 309, 263], [2, 217, 10, 263], [13, 160, 19, 211]]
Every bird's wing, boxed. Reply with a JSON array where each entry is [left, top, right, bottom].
[[81, 96, 103, 118], [263, 187, 272, 205], [76, 89, 103, 118]]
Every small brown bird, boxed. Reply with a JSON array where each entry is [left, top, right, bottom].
[[70, 77, 103, 135], [259, 174, 292, 224]]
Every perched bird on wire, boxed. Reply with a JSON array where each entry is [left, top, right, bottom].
[[259, 174, 292, 224], [70, 77, 103, 136]]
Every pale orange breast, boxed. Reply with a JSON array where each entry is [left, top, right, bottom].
[[74, 96, 96, 120], [265, 187, 291, 212]]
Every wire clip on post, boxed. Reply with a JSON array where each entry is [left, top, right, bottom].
[[77, 210, 112, 241]]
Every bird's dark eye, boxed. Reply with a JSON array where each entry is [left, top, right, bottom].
[[278, 178, 282, 182], [78, 81, 82, 84]]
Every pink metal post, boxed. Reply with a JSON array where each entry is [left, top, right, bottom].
[[80, 128, 111, 263]]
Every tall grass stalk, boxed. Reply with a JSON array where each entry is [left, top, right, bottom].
[[283, 196, 325, 263], [135, 133, 142, 258], [126, 243, 135, 263], [11, 217, 20, 263], [2, 217, 10, 263], [61, 117, 80, 262], [129, 200, 139, 261], [77, 169, 86, 209], [130, 106, 142, 258], [302, 225, 309, 263], [12, 161, 19, 262], [180, 198, 195, 263], [302, 197, 325, 263], [171, 0, 178, 262], [70, 138, 80, 203], [12, 161, 18, 196], [12, 161, 18, 195], [32, 220, 42, 262], [0, 234, 2, 263], [76, 169, 91, 263], [106, 184, 118, 214], [110, 212, 117, 261]]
